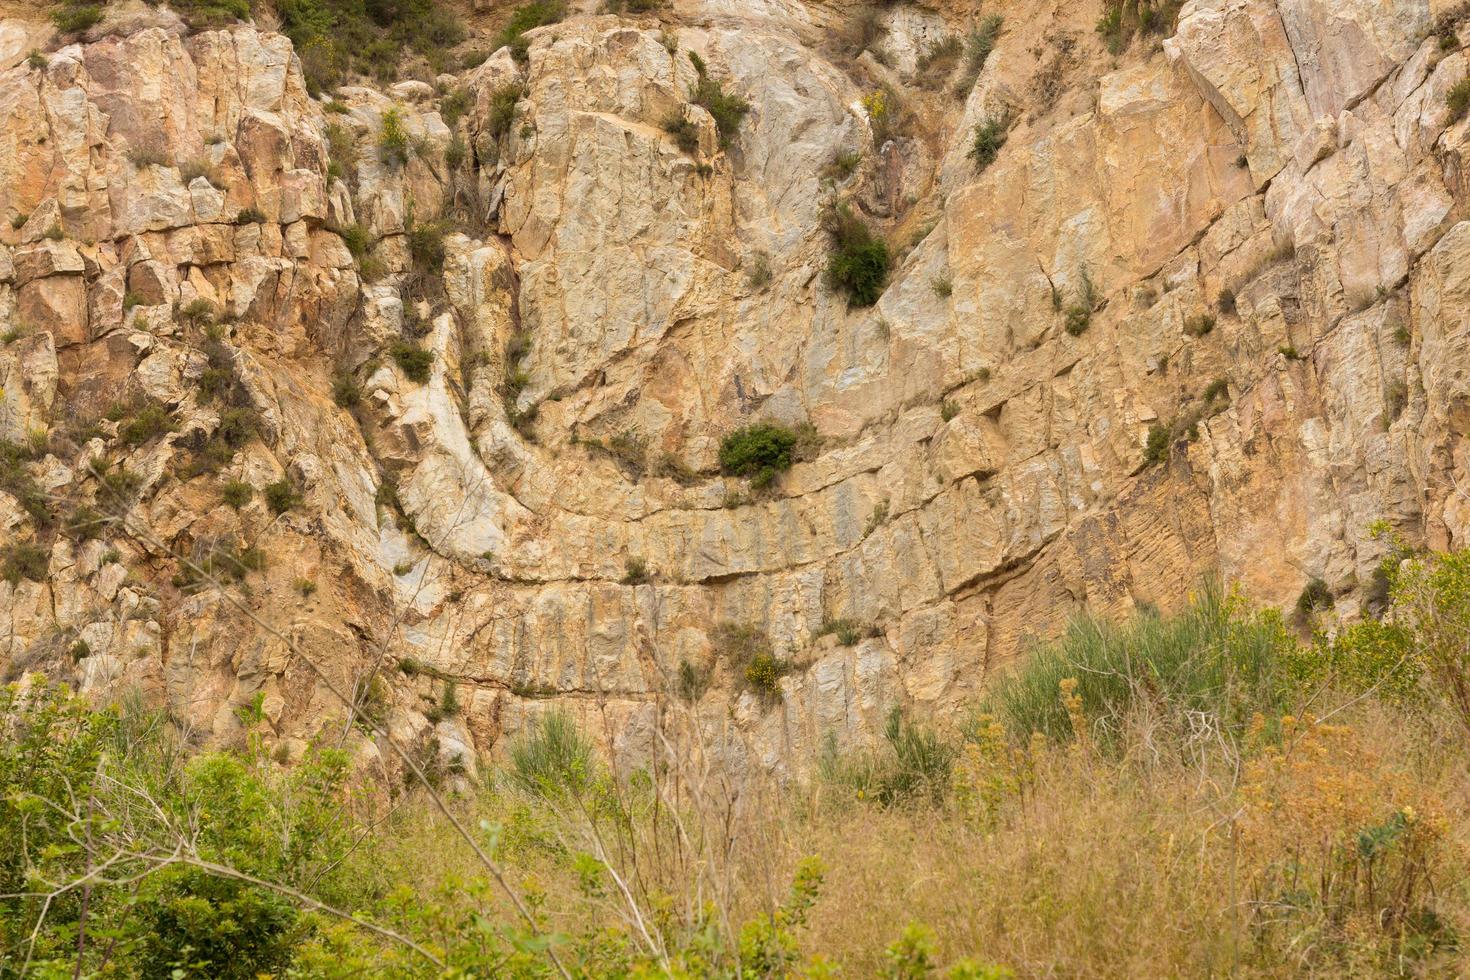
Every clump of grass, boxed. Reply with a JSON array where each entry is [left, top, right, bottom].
[[264, 479, 301, 514], [815, 618, 877, 647], [221, 480, 253, 509], [1295, 577, 1333, 617], [508, 710, 596, 797], [983, 581, 1292, 746], [823, 203, 890, 307], [687, 61, 750, 148], [663, 112, 700, 154], [390, 341, 434, 384], [719, 423, 799, 486], [968, 114, 1007, 172], [622, 557, 650, 584], [953, 15, 1003, 97], [1183, 313, 1215, 337], [118, 402, 176, 448], [496, 0, 566, 62], [712, 622, 788, 700], [1448, 77, 1470, 123], [1, 542, 49, 584]]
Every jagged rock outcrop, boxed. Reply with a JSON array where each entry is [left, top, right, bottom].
[[2, 0, 1469, 778]]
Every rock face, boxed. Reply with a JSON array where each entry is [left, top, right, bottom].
[[2, 0, 1469, 776]]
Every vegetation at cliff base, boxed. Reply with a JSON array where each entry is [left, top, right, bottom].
[[277, 0, 466, 93], [7, 536, 1470, 976]]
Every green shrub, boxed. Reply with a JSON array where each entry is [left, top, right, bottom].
[[968, 115, 1007, 172], [379, 108, 411, 167], [824, 204, 890, 307], [719, 423, 798, 482], [407, 220, 448, 272], [982, 582, 1294, 747], [216, 407, 259, 448], [1, 542, 49, 584], [279, 0, 465, 94], [26, 49, 46, 70], [663, 112, 700, 153], [221, 480, 253, 509], [137, 869, 301, 980], [622, 556, 650, 584], [390, 341, 434, 383], [508, 710, 596, 797], [264, 479, 301, 515], [953, 15, 1003, 97], [1448, 78, 1470, 123], [485, 85, 525, 141], [444, 134, 467, 169], [332, 372, 361, 408], [52, 2, 103, 34], [820, 708, 958, 808], [689, 74, 749, 147], [234, 206, 267, 224], [63, 505, 106, 542], [1295, 577, 1333, 617], [496, 0, 565, 61], [1143, 422, 1171, 466], [119, 402, 176, 447]]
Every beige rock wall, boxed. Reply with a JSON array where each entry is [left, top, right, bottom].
[[2, 0, 1469, 778]]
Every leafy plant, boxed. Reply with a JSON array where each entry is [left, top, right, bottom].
[[824, 204, 890, 307]]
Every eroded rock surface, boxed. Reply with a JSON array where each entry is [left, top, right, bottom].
[[3, 0, 1469, 777]]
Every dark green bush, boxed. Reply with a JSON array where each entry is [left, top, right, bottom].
[[689, 75, 749, 147], [407, 220, 448, 272], [137, 870, 302, 980], [119, 403, 176, 448], [663, 113, 700, 153], [391, 341, 434, 383], [1, 542, 49, 584], [1296, 577, 1334, 617], [265, 479, 301, 515], [719, 423, 798, 482], [823, 204, 890, 307], [968, 115, 1006, 172], [496, 0, 565, 62], [221, 480, 253, 509], [1448, 78, 1470, 123], [982, 582, 1293, 747], [51, 2, 102, 34]]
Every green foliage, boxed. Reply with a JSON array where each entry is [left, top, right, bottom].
[[1144, 422, 1171, 466], [485, 84, 526, 141], [496, 0, 566, 62], [824, 204, 890, 307], [378, 108, 411, 167], [221, 479, 253, 509], [953, 15, 1003, 97], [119, 401, 177, 447], [136, 869, 303, 980], [821, 708, 957, 809], [663, 112, 700, 153], [391, 340, 435, 383], [1, 541, 49, 584], [51, 1, 102, 34], [968, 115, 1006, 172], [234, 206, 267, 224], [816, 618, 875, 647], [265, 478, 301, 514], [332, 371, 362, 408], [407, 220, 448, 272], [622, 556, 650, 584], [0, 439, 52, 525], [1448, 77, 1470, 123], [279, 0, 465, 94], [983, 582, 1295, 747], [689, 74, 750, 147], [508, 710, 596, 797], [719, 423, 798, 483], [1296, 577, 1333, 616]]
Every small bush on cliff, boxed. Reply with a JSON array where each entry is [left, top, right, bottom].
[[118, 402, 177, 448], [390, 340, 434, 383], [51, 2, 102, 34], [496, 0, 566, 62], [280, 0, 465, 93], [378, 108, 411, 168], [508, 710, 596, 797], [719, 423, 799, 484], [1448, 78, 1470, 123], [1, 542, 49, 584], [824, 204, 890, 307], [689, 72, 750, 148], [968, 114, 1007, 172]]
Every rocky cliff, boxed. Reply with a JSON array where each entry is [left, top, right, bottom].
[[1, 0, 1467, 777]]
